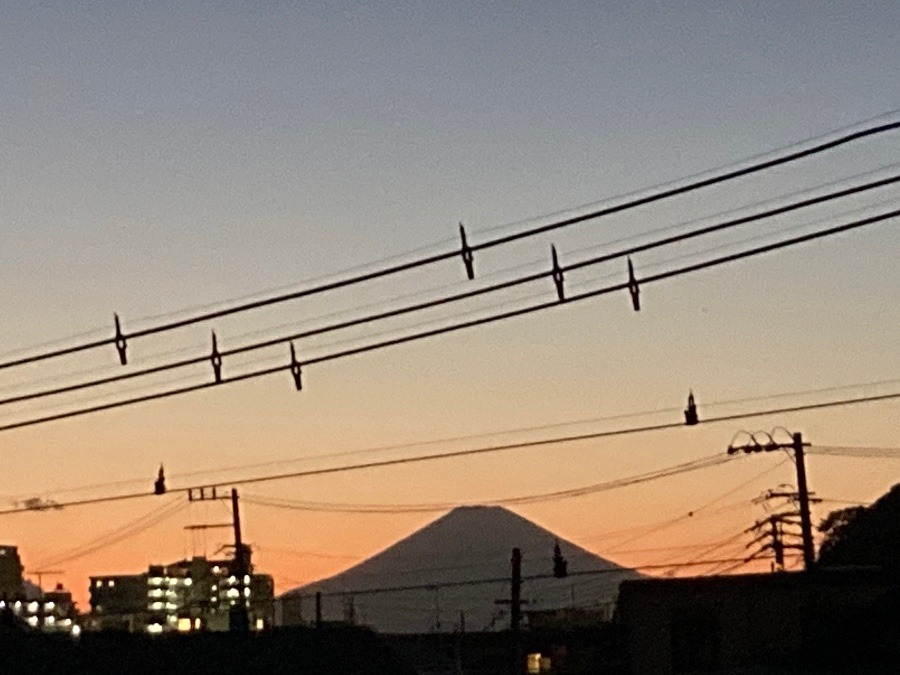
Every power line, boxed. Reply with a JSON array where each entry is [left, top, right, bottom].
[[242, 453, 733, 514], [0, 206, 894, 434], [280, 557, 756, 600], [2, 389, 897, 518], [3, 375, 891, 505], [3, 173, 896, 411], [1, 116, 897, 373]]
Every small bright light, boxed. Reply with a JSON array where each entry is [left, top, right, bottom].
[[0, 601, 5, 609], [193, 618, 201, 630], [45, 602, 55, 611], [148, 589, 163, 599], [27, 616, 39, 627], [149, 577, 163, 586], [71, 625, 81, 637], [212, 566, 220, 574], [108, 580, 115, 588], [255, 618, 264, 631], [243, 575, 251, 585], [27, 602, 39, 613], [243, 588, 251, 598], [527, 653, 542, 674], [150, 602, 164, 611], [228, 576, 237, 585], [226, 589, 240, 599], [95, 580, 103, 588], [45, 616, 55, 625], [59, 619, 72, 627], [146, 623, 163, 634], [167, 578, 177, 586], [184, 578, 193, 587], [176, 618, 192, 632]]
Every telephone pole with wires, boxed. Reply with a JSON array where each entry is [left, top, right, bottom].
[[727, 430, 817, 570]]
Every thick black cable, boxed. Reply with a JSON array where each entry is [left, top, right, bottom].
[[0, 208, 895, 433], [4, 172, 896, 409], [1, 117, 897, 372], [1, 389, 897, 517]]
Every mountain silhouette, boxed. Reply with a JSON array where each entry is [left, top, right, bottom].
[[281, 505, 638, 633]]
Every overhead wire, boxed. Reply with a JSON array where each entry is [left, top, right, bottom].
[[1, 114, 897, 372], [1, 389, 898, 518], [2, 172, 897, 413], [242, 453, 735, 514], [0, 206, 895, 434]]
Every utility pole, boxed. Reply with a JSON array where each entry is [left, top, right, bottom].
[[792, 432, 816, 571], [510, 547, 522, 633], [727, 430, 816, 570], [187, 486, 251, 631], [315, 591, 322, 628], [230, 488, 250, 633]]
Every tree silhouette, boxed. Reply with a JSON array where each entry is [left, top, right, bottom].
[[818, 484, 900, 568]]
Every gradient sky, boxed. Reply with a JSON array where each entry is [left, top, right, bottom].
[[1, 1, 898, 608]]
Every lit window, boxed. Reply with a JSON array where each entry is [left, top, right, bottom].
[[45, 616, 55, 626], [148, 589, 163, 599], [527, 653, 542, 674], [150, 601, 164, 611], [149, 577, 163, 586], [71, 625, 81, 637], [146, 623, 163, 634], [255, 618, 264, 631], [184, 578, 193, 587], [227, 576, 237, 585], [27, 616, 38, 627], [211, 585, 217, 591], [13, 601, 22, 612], [59, 619, 72, 627], [243, 575, 251, 585], [95, 580, 103, 588], [27, 602, 39, 613], [45, 602, 55, 611], [212, 566, 220, 574], [244, 588, 251, 598], [176, 617, 192, 632], [226, 589, 240, 599], [0, 601, 5, 609]]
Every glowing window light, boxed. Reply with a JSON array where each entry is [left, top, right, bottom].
[[26, 616, 38, 627], [146, 623, 163, 634], [71, 625, 81, 637]]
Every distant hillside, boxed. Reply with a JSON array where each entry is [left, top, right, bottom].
[[280, 506, 639, 634]]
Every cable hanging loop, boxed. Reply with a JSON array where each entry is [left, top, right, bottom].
[[289, 342, 303, 391], [114, 313, 128, 365], [459, 222, 475, 280], [627, 257, 641, 311], [210, 331, 223, 383], [551, 245, 565, 302]]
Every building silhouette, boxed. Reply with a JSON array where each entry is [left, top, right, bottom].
[[88, 556, 273, 633]]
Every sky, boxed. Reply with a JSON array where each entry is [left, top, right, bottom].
[[0, 1, 898, 609]]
